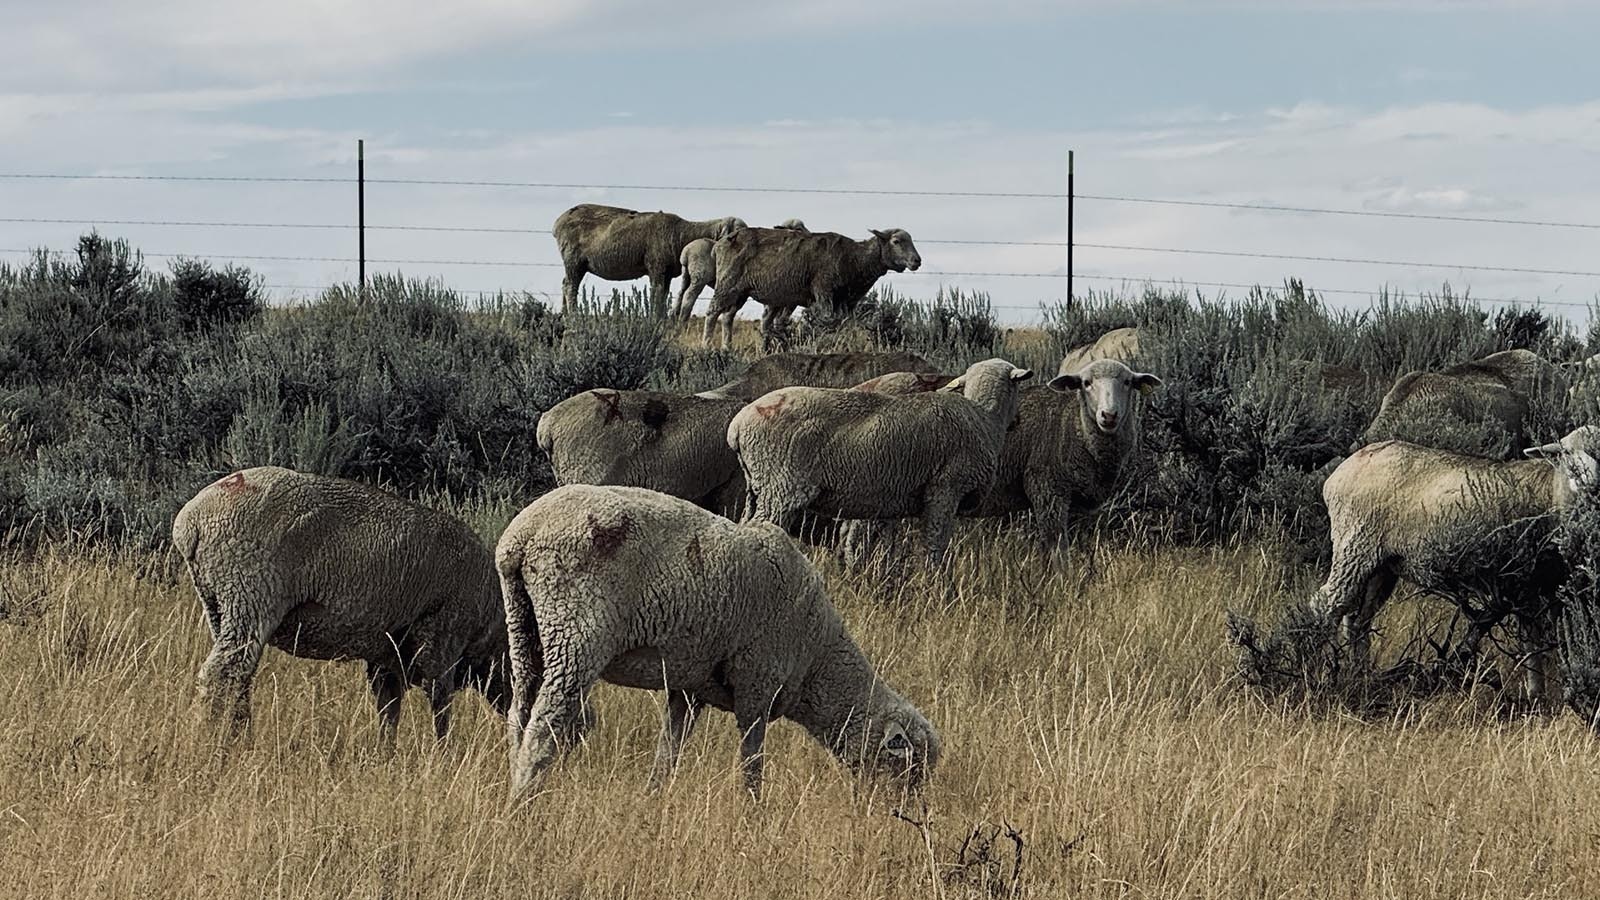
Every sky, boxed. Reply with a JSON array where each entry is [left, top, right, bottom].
[[2, 0, 1598, 322]]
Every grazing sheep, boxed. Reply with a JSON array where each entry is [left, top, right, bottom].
[[171, 467, 508, 740], [1314, 425, 1600, 703], [496, 484, 939, 800], [850, 370, 959, 395], [672, 220, 812, 323], [554, 204, 746, 318], [1363, 349, 1566, 457], [537, 389, 749, 519], [537, 371, 953, 521], [700, 350, 938, 401], [1057, 326, 1140, 375], [702, 227, 923, 352], [967, 358, 1163, 551], [729, 358, 1033, 562]]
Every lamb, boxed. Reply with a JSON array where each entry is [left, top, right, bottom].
[[1362, 349, 1566, 457], [728, 358, 1033, 562], [699, 350, 939, 401], [536, 388, 748, 519], [553, 203, 746, 318], [671, 219, 811, 323], [1057, 326, 1140, 375], [967, 358, 1163, 551], [1313, 425, 1600, 703], [495, 484, 939, 800], [171, 467, 509, 740], [702, 227, 923, 352]]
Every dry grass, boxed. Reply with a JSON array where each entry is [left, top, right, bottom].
[[3, 529, 1598, 899]]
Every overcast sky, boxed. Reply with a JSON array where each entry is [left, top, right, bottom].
[[2, 0, 1598, 321]]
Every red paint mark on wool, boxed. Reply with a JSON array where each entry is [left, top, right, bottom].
[[216, 472, 257, 495], [591, 389, 624, 424], [586, 512, 632, 560], [753, 394, 788, 421]]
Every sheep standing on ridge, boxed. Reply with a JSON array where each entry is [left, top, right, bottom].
[[728, 358, 1032, 562], [672, 219, 809, 323], [171, 467, 509, 740], [1315, 425, 1600, 703], [703, 227, 922, 352], [495, 484, 939, 800], [553, 203, 746, 318]]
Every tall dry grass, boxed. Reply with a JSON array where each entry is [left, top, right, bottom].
[[2, 531, 1597, 899]]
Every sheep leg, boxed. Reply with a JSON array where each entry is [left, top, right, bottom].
[[509, 632, 607, 801], [705, 286, 747, 349], [650, 690, 703, 787], [367, 662, 406, 745], [426, 668, 457, 741], [561, 263, 586, 314], [1514, 606, 1559, 709], [919, 491, 961, 565], [840, 519, 888, 569], [500, 571, 544, 756], [197, 582, 284, 736], [1024, 474, 1071, 560], [648, 273, 672, 320], [734, 705, 771, 799], [1314, 553, 1396, 672]]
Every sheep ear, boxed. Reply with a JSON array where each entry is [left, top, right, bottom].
[[870, 229, 890, 241], [1010, 368, 1034, 383], [1133, 372, 1164, 394], [1048, 374, 1082, 392], [1525, 441, 1565, 459], [941, 376, 966, 392]]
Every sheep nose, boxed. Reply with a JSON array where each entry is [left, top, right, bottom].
[[1099, 411, 1119, 429]]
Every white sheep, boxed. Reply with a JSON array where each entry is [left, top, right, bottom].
[[171, 466, 508, 739], [727, 358, 1033, 562], [495, 484, 939, 800], [1314, 425, 1600, 702]]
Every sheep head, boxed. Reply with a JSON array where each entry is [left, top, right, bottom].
[[1526, 424, 1600, 503], [836, 684, 941, 787], [1049, 358, 1163, 436], [870, 228, 922, 272], [716, 217, 747, 240]]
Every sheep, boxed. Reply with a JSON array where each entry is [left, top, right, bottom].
[[495, 484, 939, 800], [536, 370, 952, 522], [536, 389, 749, 519], [1057, 326, 1140, 375], [171, 467, 508, 740], [967, 358, 1163, 552], [1313, 425, 1600, 704], [728, 358, 1033, 563], [1362, 349, 1566, 457], [699, 350, 939, 401], [554, 204, 746, 318], [671, 219, 811, 323], [702, 227, 923, 352]]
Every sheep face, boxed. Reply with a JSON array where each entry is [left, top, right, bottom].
[[1048, 359, 1163, 436], [1525, 424, 1600, 499], [854, 706, 941, 786], [870, 228, 922, 272]]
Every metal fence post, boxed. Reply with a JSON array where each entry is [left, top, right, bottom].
[[358, 139, 366, 296], [1067, 149, 1074, 310]]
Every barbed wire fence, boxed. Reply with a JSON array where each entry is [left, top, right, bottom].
[[1, 158, 1597, 315]]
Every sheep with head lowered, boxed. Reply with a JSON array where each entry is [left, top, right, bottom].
[[495, 484, 939, 800], [554, 203, 745, 318], [1314, 425, 1600, 704], [728, 358, 1033, 563], [702, 226, 922, 352], [698, 350, 939, 401], [171, 467, 509, 741], [671, 219, 810, 323], [1362, 348, 1567, 458], [535, 364, 954, 522]]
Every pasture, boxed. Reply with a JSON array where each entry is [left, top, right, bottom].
[[5, 235, 1600, 898]]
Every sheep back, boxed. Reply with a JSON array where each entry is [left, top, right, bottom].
[[704, 351, 938, 401]]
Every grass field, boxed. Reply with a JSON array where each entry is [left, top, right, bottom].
[[4, 522, 1598, 900]]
